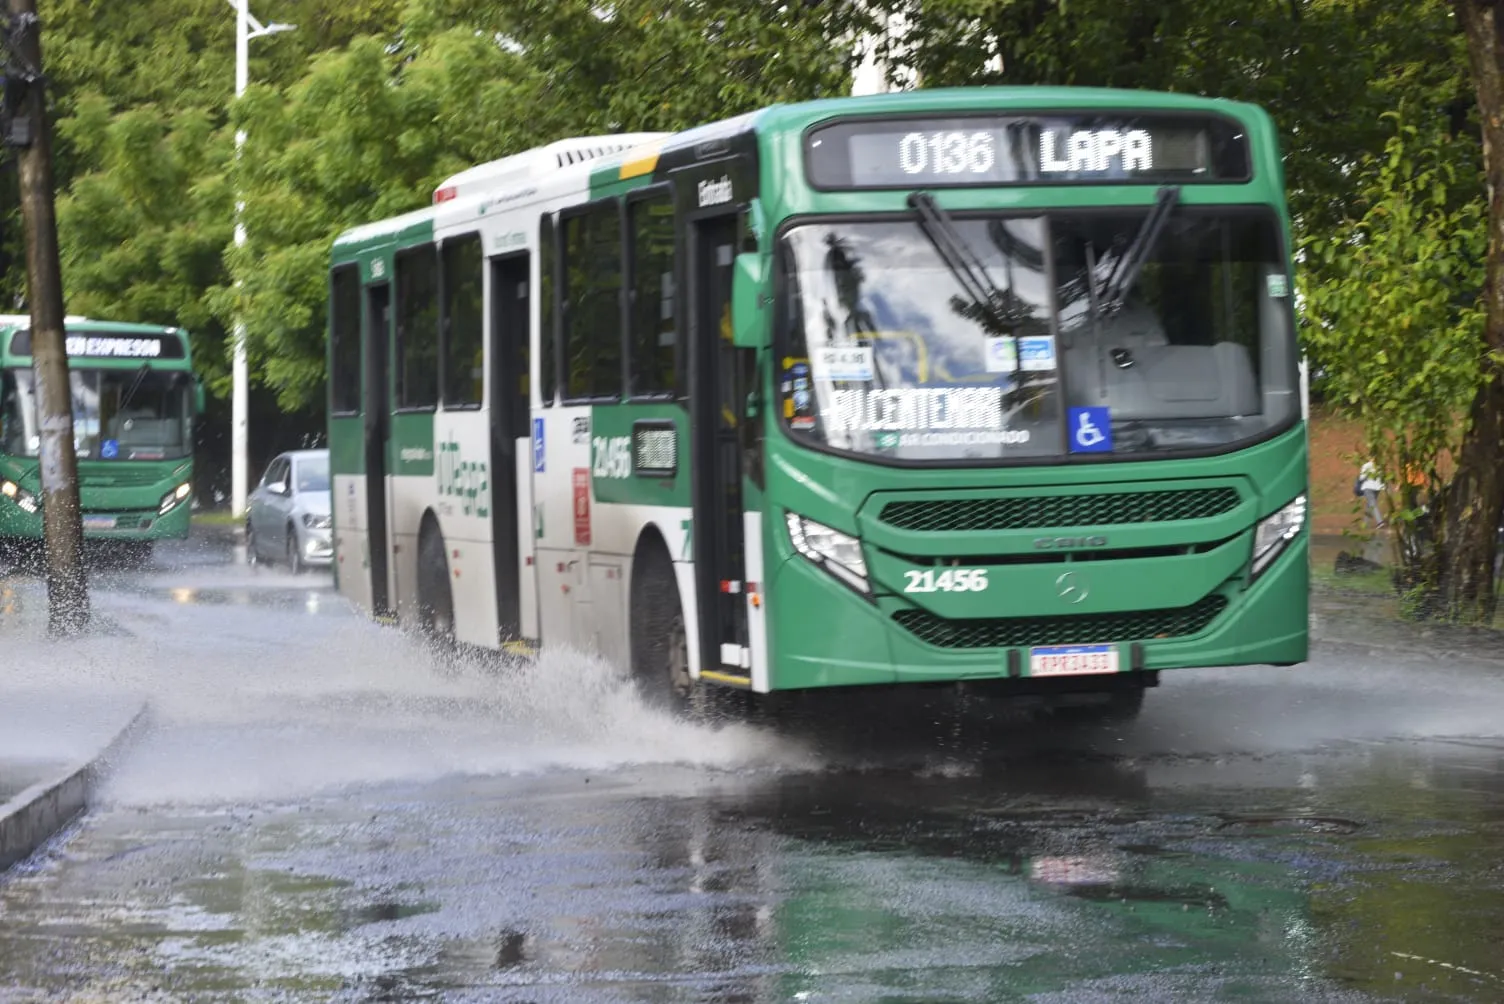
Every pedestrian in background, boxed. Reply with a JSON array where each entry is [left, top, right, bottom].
[[1357, 460, 1384, 528]]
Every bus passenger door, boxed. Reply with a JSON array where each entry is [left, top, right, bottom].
[[690, 214, 752, 682], [364, 281, 394, 621], [489, 252, 536, 648]]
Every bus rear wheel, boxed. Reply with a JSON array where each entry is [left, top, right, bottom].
[[631, 544, 694, 714], [417, 528, 455, 653]]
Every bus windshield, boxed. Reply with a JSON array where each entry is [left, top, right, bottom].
[[778, 208, 1299, 463], [1, 367, 193, 461]]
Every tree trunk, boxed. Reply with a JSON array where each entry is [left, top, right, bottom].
[[1444, 0, 1504, 622]]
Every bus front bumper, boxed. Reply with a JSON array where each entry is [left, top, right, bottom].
[[0, 496, 192, 541], [766, 532, 1309, 691]]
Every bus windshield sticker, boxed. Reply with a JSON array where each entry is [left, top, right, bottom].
[[813, 346, 873, 382], [1266, 273, 1289, 298], [99, 439, 119, 460], [1068, 406, 1112, 453], [984, 337, 1017, 373], [1018, 335, 1057, 371]]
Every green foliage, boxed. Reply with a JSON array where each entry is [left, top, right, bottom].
[[1299, 110, 1487, 575]]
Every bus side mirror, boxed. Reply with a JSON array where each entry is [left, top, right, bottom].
[[194, 378, 205, 414], [731, 253, 767, 350]]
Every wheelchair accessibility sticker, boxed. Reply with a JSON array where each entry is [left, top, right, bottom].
[[1068, 407, 1112, 453]]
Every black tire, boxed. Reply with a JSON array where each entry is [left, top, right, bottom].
[[245, 522, 259, 567], [285, 525, 304, 574], [417, 527, 455, 652], [1052, 684, 1147, 726], [630, 543, 697, 716]]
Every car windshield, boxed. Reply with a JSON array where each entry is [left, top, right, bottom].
[[777, 209, 1299, 464], [0, 367, 193, 461], [295, 456, 329, 494]]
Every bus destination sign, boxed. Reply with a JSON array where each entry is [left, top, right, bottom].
[[804, 114, 1251, 189], [8, 329, 186, 359]]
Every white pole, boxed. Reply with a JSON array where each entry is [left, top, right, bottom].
[[230, 0, 249, 518]]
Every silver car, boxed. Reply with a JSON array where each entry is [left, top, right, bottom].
[[245, 449, 332, 572]]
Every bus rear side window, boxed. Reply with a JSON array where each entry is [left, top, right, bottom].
[[562, 202, 623, 401], [329, 265, 361, 415], [441, 233, 484, 408], [395, 244, 439, 410]]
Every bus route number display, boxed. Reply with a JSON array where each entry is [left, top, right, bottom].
[[804, 114, 1250, 188]]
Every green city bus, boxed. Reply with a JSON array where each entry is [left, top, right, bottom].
[[327, 87, 1308, 721], [0, 316, 201, 563]]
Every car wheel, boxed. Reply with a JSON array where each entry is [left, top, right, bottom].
[[286, 525, 304, 574]]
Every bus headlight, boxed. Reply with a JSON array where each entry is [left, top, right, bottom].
[[786, 512, 869, 595], [302, 512, 332, 530], [1251, 493, 1307, 578], [1, 479, 38, 514], [158, 482, 191, 515]]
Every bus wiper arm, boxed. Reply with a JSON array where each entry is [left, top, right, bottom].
[[1096, 185, 1180, 315], [118, 362, 151, 414], [907, 191, 1013, 334]]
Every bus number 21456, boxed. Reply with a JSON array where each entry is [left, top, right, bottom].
[[903, 568, 989, 593]]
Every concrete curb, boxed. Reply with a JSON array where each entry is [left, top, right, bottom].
[[0, 701, 150, 872]]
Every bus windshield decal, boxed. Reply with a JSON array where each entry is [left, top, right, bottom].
[[805, 113, 1251, 189]]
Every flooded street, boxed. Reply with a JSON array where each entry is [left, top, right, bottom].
[[2, 532, 1503, 1001]]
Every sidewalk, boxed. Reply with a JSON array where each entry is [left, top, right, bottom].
[[0, 577, 149, 870]]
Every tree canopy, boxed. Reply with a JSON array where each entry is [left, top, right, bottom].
[[16, 0, 1504, 617]]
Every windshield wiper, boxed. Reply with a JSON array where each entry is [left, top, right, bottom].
[[1081, 185, 1180, 398], [118, 362, 151, 415], [1093, 185, 1181, 316], [907, 191, 1016, 339]]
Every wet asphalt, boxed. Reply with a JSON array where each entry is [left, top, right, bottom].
[[0, 530, 1502, 1001]]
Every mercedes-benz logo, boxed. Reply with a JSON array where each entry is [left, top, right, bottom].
[[1055, 571, 1088, 604]]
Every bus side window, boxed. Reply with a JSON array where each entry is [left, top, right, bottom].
[[539, 214, 557, 408], [394, 243, 439, 411], [440, 233, 484, 409], [561, 201, 623, 402], [627, 192, 677, 398], [329, 265, 362, 415]]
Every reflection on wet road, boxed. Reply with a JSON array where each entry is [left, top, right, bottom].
[[0, 529, 1502, 1000]]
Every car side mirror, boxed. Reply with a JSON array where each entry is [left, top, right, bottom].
[[268, 481, 287, 496], [730, 252, 767, 350]]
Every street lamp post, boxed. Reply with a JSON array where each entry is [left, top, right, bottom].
[[229, 0, 293, 519]]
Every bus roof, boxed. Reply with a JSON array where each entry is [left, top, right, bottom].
[[331, 86, 1274, 252], [0, 314, 183, 336]]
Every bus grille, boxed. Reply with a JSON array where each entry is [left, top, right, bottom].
[[878, 488, 1241, 532], [892, 594, 1228, 649]]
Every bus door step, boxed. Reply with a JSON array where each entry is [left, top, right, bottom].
[[700, 669, 752, 689]]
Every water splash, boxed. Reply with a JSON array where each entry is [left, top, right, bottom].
[[0, 577, 816, 809]]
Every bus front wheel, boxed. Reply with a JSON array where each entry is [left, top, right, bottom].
[[630, 545, 693, 714]]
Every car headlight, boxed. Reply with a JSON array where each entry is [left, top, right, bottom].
[[302, 512, 332, 530], [1251, 493, 1307, 577], [786, 512, 869, 595], [1, 479, 39, 514], [158, 482, 191, 515]]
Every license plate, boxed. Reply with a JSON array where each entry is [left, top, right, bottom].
[[1028, 643, 1119, 677], [83, 516, 116, 529]]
